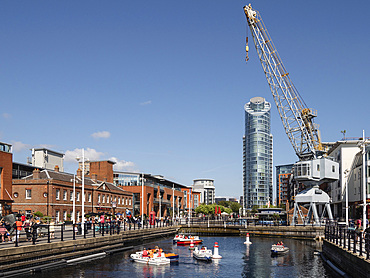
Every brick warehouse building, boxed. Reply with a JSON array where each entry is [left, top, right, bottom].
[[0, 142, 14, 216], [113, 172, 187, 218], [12, 167, 133, 222]]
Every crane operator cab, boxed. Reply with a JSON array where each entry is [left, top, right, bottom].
[[293, 157, 339, 186]]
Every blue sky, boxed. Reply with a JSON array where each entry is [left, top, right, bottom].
[[1, 1, 370, 198]]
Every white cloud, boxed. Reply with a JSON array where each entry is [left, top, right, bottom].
[[65, 148, 105, 162], [91, 131, 111, 139], [2, 113, 11, 119], [140, 100, 152, 106], [12, 141, 30, 152], [110, 157, 138, 172]]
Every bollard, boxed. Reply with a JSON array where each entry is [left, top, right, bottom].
[[61, 223, 64, 241], [48, 224, 51, 243], [244, 233, 252, 245], [93, 222, 96, 237], [32, 226, 37, 245], [212, 242, 222, 259], [73, 224, 76, 240]]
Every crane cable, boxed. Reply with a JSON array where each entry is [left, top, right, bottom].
[[245, 21, 249, 63]]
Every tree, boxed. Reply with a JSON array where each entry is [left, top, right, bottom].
[[34, 211, 43, 217], [229, 202, 242, 213]]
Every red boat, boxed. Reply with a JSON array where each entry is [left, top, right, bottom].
[[176, 238, 203, 245]]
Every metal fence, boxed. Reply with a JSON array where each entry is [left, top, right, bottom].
[[5, 219, 176, 247], [325, 222, 370, 260]]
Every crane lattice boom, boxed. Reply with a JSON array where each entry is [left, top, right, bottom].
[[244, 4, 322, 160]]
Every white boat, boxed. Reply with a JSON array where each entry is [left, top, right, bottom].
[[173, 234, 203, 245], [271, 244, 289, 256], [130, 251, 171, 265], [192, 246, 213, 262]]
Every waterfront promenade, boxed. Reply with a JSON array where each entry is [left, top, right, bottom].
[[2, 218, 368, 277]]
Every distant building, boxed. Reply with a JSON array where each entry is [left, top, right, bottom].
[[193, 179, 215, 205], [243, 97, 273, 209], [113, 171, 186, 218], [326, 139, 370, 219], [31, 148, 64, 172], [215, 197, 239, 204], [275, 164, 294, 206], [0, 142, 13, 216], [12, 166, 133, 221]]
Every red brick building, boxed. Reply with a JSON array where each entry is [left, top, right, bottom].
[[12, 166, 133, 222], [113, 172, 187, 218], [0, 142, 13, 216]]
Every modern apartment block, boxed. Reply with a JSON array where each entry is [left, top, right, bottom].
[[192, 179, 215, 205], [243, 97, 273, 209], [275, 164, 293, 206]]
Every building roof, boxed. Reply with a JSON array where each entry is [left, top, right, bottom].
[[18, 169, 132, 195]]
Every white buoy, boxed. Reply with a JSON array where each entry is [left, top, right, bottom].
[[189, 238, 195, 250], [244, 233, 252, 245], [212, 242, 222, 259]]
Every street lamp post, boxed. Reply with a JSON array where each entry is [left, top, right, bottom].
[[141, 173, 144, 227], [76, 149, 86, 235], [172, 184, 175, 223], [362, 130, 367, 231], [159, 193, 162, 220], [72, 175, 76, 224], [344, 169, 349, 226]]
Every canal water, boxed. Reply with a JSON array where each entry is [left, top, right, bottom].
[[35, 236, 337, 278]]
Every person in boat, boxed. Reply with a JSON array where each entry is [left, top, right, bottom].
[[142, 248, 148, 257]]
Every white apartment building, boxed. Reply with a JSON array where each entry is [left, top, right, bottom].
[[193, 179, 215, 205], [327, 139, 370, 219]]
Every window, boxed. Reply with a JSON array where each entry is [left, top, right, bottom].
[[26, 189, 32, 199], [63, 190, 67, 200], [103, 195, 105, 203], [332, 165, 335, 172], [56, 211, 60, 222], [70, 191, 73, 201], [118, 197, 120, 204], [56, 189, 60, 200], [77, 211, 80, 221], [77, 192, 80, 201], [63, 211, 67, 221], [317, 164, 320, 171], [125, 198, 128, 205], [129, 198, 131, 206], [107, 195, 110, 204], [98, 194, 101, 203], [88, 193, 92, 202]]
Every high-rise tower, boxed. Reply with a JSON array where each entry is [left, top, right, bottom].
[[243, 97, 273, 210]]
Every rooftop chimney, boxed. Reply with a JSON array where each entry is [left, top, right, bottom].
[[91, 173, 98, 182], [54, 165, 59, 172], [77, 168, 82, 179], [33, 169, 40, 180]]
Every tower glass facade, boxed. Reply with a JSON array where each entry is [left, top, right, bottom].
[[243, 97, 273, 209]]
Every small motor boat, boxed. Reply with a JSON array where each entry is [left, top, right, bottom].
[[149, 249, 179, 262], [192, 246, 213, 262], [176, 235, 203, 245], [130, 251, 171, 265], [271, 244, 289, 256]]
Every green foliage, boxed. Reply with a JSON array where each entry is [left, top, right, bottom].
[[218, 200, 229, 207], [251, 206, 258, 213], [229, 202, 242, 213], [34, 211, 44, 217], [195, 203, 230, 215]]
